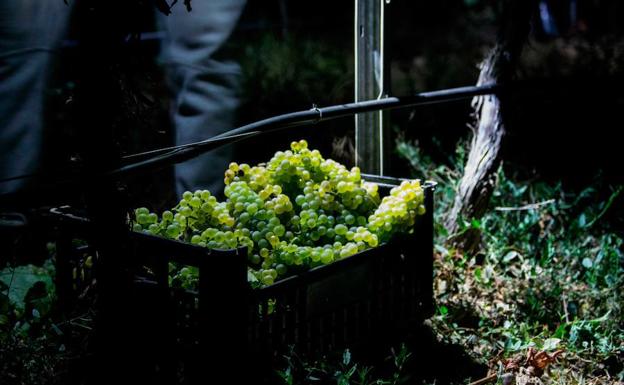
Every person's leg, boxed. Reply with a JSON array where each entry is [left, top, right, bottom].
[[158, 0, 246, 197], [0, 0, 73, 196]]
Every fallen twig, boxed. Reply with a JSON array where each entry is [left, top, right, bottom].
[[468, 373, 498, 385], [495, 199, 555, 212]]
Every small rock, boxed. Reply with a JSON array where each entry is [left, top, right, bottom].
[[501, 372, 515, 385]]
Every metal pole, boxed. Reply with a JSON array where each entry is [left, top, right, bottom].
[[355, 0, 390, 175]]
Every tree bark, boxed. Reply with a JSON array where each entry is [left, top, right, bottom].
[[445, 0, 536, 252]]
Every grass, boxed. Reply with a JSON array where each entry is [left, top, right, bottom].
[[278, 345, 412, 385], [397, 139, 624, 384]]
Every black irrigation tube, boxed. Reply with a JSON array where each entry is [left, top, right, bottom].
[[114, 83, 500, 177], [0, 83, 499, 197]]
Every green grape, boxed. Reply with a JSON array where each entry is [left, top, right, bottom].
[[335, 224, 348, 235], [166, 224, 181, 238], [274, 225, 285, 237], [276, 264, 287, 276], [137, 213, 149, 225], [246, 203, 258, 215], [261, 274, 274, 286], [320, 249, 334, 264], [190, 197, 202, 208], [258, 239, 269, 250], [310, 248, 321, 262]]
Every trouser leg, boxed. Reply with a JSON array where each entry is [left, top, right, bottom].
[[0, 0, 73, 196], [158, 0, 246, 197]]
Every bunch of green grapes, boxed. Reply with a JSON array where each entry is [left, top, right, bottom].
[[267, 140, 325, 192], [133, 139, 426, 288], [367, 180, 426, 242], [224, 180, 293, 269], [224, 162, 270, 192], [133, 189, 230, 240]]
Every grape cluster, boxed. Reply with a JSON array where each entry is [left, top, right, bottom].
[[134, 189, 233, 240], [367, 180, 426, 242], [133, 140, 426, 288]]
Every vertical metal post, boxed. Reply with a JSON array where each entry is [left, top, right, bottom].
[[355, 0, 390, 175]]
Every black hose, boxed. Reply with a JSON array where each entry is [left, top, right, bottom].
[[116, 83, 500, 174], [1, 83, 499, 195]]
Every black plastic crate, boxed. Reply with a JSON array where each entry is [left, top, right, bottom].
[[50, 174, 435, 378]]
